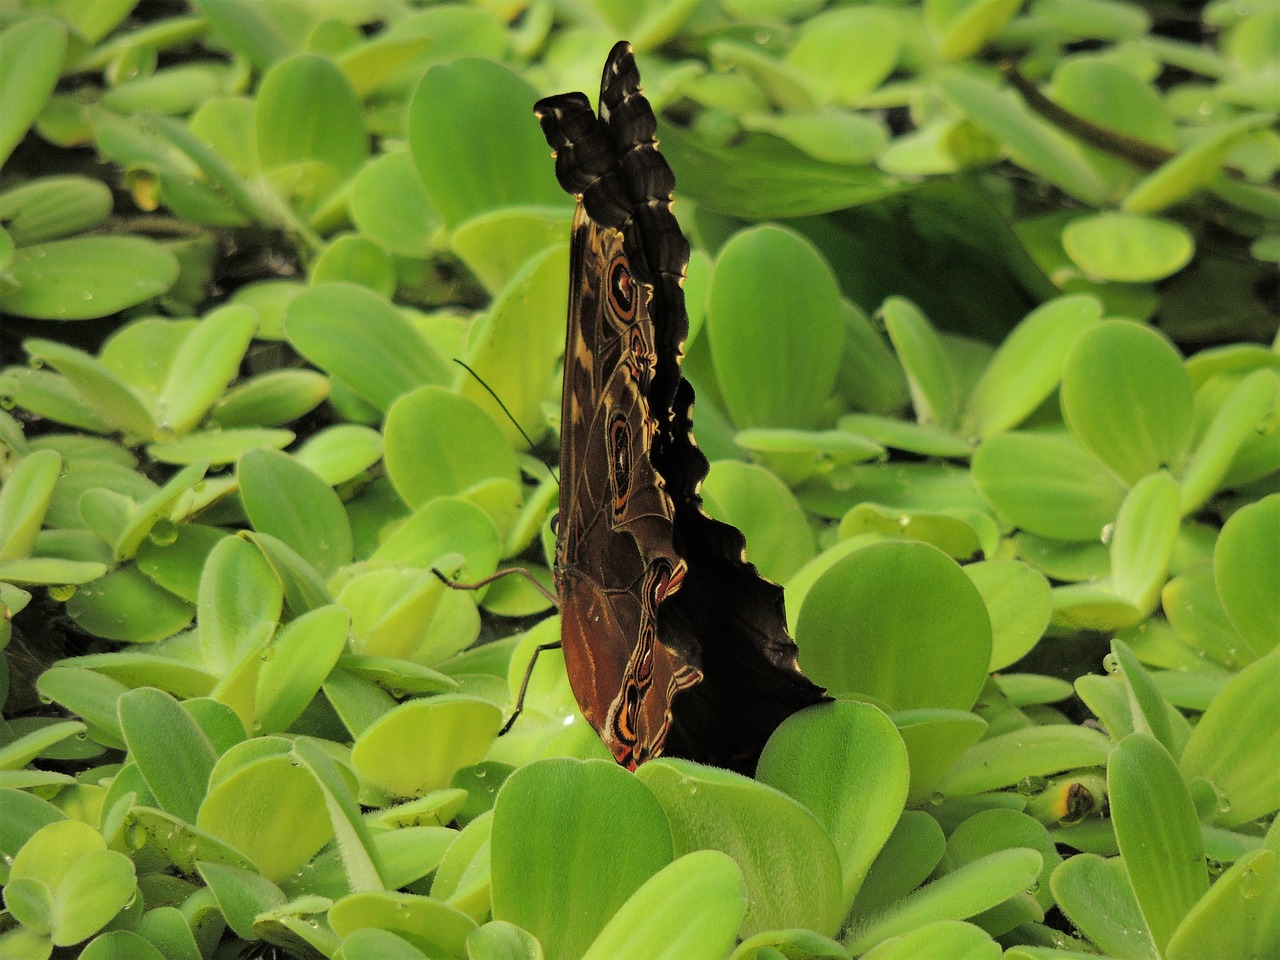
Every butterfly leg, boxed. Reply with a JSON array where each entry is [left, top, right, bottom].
[[430, 565, 557, 606], [500, 639, 564, 735]]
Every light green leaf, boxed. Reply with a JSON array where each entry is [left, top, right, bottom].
[[3, 237, 179, 321], [1214, 494, 1280, 659], [756, 701, 909, 910], [581, 851, 746, 960], [0, 449, 61, 563], [708, 225, 842, 430], [1109, 733, 1209, 954], [0, 17, 67, 169], [962, 294, 1102, 439], [1062, 213, 1194, 283], [636, 758, 843, 938], [492, 758, 672, 960], [1061, 320, 1194, 484], [1181, 650, 1280, 827], [881, 297, 960, 429], [118, 687, 218, 823]]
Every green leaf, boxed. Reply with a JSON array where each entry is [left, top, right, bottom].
[[158, 305, 257, 434], [1062, 211, 1195, 284], [255, 605, 348, 735], [197, 753, 333, 882], [1051, 56, 1175, 151], [580, 851, 746, 960], [35, 667, 128, 750], [197, 535, 282, 673], [701, 460, 814, 584], [1167, 848, 1280, 960], [1180, 369, 1277, 513], [796, 541, 991, 710], [337, 929, 432, 960], [786, 7, 901, 104], [459, 244, 567, 445], [964, 560, 1051, 671], [80, 931, 167, 960], [3, 237, 179, 321], [408, 58, 566, 228], [756, 701, 909, 910], [113, 461, 207, 562], [1111, 638, 1185, 759], [0, 17, 67, 170], [1109, 471, 1180, 615], [257, 53, 365, 179], [492, 758, 673, 960], [284, 283, 449, 412], [881, 297, 960, 429], [194, 0, 294, 71], [65, 565, 194, 643], [210, 370, 330, 429], [463, 921, 542, 960], [936, 70, 1104, 205], [118, 688, 218, 824], [8, 820, 136, 948], [972, 427, 1131, 542], [0, 175, 113, 246], [24, 339, 156, 439], [0, 449, 61, 563], [926, 0, 1022, 60], [844, 848, 1042, 954], [0, 720, 85, 772], [291, 737, 386, 893], [1125, 114, 1272, 215], [1050, 852, 1156, 960], [196, 860, 286, 940], [371, 496, 501, 584], [451, 207, 570, 296], [1181, 650, 1280, 827], [351, 695, 503, 800], [329, 892, 475, 958], [239, 449, 353, 578], [0, 367, 112, 434], [708, 225, 842, 429], [1061, 320, 1194, 484], [962, 294, 1102, 439], [350, 150, 438, 258], [1214, 494, 1280, 659], [1109, 733, 1209, 954], [939, 725, 1112, 796], [147, 427, 294, 466], [658, 122, 902, 220], [384, 385, 520, 510], [636, 758, 843, 938], [895, 711, 989, 803]]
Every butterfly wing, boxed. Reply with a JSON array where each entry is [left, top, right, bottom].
[[539, 42, 827, 774]]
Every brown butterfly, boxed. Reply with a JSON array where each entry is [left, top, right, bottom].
[[533, 42, 828, 775]]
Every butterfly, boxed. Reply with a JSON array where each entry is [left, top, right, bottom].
[[530, 41, 828, 775]]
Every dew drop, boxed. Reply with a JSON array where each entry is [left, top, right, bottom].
[[1017, 775, 1048, 797], [1100, 523, 1115, 545], [48, 584, 77, 602], [148, 518, 179, 546]]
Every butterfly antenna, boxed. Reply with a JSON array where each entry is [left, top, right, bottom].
[[452, 359, 559, 486]]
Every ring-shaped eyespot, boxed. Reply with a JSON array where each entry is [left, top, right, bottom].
[[608, 257, 636, 320], [608, 412, 631, 509]]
